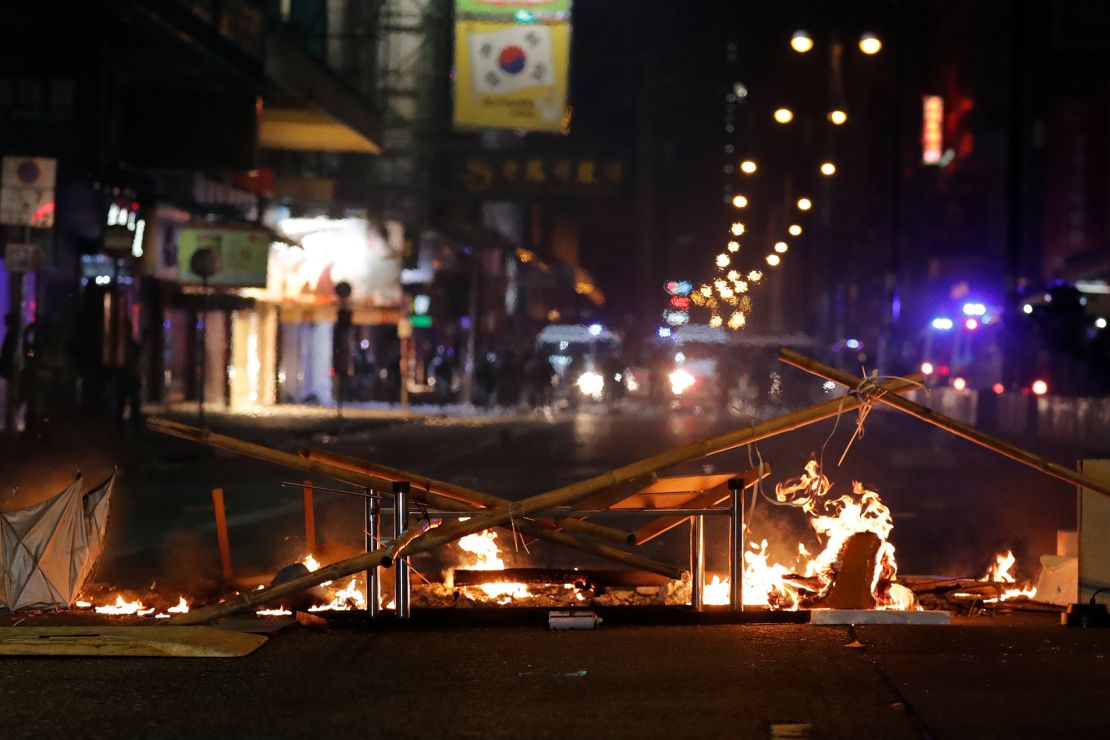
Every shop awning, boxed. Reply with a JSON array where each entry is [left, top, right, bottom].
[[260, 108, 381, 154]]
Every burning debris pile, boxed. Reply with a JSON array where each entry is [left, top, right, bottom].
[[14, 348, 1103, 627]]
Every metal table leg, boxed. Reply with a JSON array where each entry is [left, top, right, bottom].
[[393, 481, 411, 618]]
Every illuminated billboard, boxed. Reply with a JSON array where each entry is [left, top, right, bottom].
[[176, 226, 271, 287], [453, 19, 570, 132]]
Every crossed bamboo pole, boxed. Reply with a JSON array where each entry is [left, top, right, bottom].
[[300, 447, 642, 546], [779, 348, 1110, 499], [154, 374, 922, 624], [145, 418, 679, 579]]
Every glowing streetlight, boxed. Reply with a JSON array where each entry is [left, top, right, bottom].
[[709, 314, 723, 328], [716, 254, 730, 268], [828, 110, 847, 125], [773, 108, 794, 124], [790, 30, 814, 53], [774, 241, 788, 254], [796, 197, 813, 211], [730, 222, 745, 236], [732, 194, 748, 208], [727, 241, 740, 252], [766, 254, 781, 266], [820, 162, 836, 176], [740, 160, 757, 174], [788, 224, 802, 236], [858, 33, 882, 55]]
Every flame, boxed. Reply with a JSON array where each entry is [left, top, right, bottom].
[[455, 529, 534, 604], [309, 577, 366, 612], [167, 596, 190, 614], [255, 607, 292, 616], [94, 595, 156, 617], [701, 461, 919, 610], [980, 550, 1037, 602], [303, 553, 332, 586]]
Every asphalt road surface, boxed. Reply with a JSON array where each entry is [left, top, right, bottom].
[[2, 400, 1109, 738], [3, 614, 1109, 739]]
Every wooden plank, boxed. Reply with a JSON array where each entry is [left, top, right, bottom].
[[631, 487, 729, 544], [0, 627, 267, 658]]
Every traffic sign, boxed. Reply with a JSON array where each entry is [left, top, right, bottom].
[[0, 156, 57, 227], [3, 243, 44, 273]]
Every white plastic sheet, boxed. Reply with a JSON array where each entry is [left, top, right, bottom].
[[0, 473, 114, 612]]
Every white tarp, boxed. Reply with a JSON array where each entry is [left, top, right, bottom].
[[0, 472, 115, 612]]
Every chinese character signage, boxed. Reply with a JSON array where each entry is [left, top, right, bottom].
[[454, 20, 570, 132], [456, 153, 627, 198]]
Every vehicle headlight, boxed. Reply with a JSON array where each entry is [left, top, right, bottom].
[[576, 371, 605, 398], [669, 369, 696, 395]]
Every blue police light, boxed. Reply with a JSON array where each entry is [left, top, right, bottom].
[[588, 323, 603, 336], [962, 302, 987, 317], [931, 317, 954, 331], [845, 338, 861, 350], [658, 326, 672, 338]]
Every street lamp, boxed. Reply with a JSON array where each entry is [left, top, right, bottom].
[[766, 254, 781, 266], [727, 241, 740, 252], [774, 241, 788, 253], [731, 222, 745, 236], [740, 160, 757, 174], [820, 162, 836, 176], [731, 194, 748, 208], [790, 30, 814, 53], [788, 224, 803, 236], [773, 108, 794, 124], [796, 197, 813, 211], [828, 110, 848, 125], [858, 33, 882, 55]]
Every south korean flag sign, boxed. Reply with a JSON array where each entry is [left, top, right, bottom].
[[470, 24, 555, 95]]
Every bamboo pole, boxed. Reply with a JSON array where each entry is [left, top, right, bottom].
[[162, 378, 923, 624], [211, 488, 232, 580], [301, 448, 639, 546], [778, 348, 1110, 499], [302, 480, 316, 554], [146, 418, 681, 579]]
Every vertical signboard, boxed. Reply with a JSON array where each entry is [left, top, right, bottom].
[[921, 95, 944, 166], [453, 3, 571, 133]]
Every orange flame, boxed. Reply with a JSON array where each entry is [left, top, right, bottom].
[[702, 461, 918, 610]]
